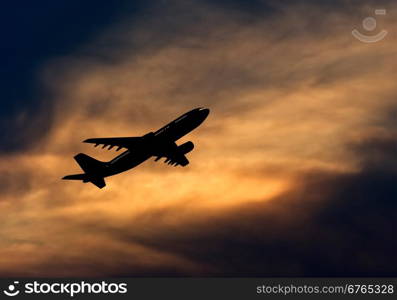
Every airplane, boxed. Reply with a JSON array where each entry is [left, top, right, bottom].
[[62, 107, 210, 188]]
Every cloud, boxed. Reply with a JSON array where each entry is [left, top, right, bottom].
[[87, 134, 396, 277], [0, 0, 396, 276]]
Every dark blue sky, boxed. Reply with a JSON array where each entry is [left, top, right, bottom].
[[0, 1, 148, 152]]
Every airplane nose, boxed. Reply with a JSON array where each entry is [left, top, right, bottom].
[[199, 108, 210, 118]]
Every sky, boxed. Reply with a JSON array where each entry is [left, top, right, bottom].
[[0, 0, 396, 276]]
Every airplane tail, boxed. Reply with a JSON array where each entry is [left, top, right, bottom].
[[62, 153, 107, 188]]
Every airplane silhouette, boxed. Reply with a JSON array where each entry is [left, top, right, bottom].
[[62, 108, 210, 188]]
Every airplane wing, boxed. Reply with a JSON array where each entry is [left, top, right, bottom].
[[153, 141, 193, 167], [155, 152, 189, 167], [83, 137, 141, 151]]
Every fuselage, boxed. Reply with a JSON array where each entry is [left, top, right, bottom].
[[101, 108, 210, 177]]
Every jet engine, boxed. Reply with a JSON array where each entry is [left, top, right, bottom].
[[178, 141, 194, 154]]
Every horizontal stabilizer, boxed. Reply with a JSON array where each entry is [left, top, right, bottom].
[[62, 174, 86, 180], [63, 153, 107, 188], [90, 177, 106, 189], [62, 173, 106, 189]]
